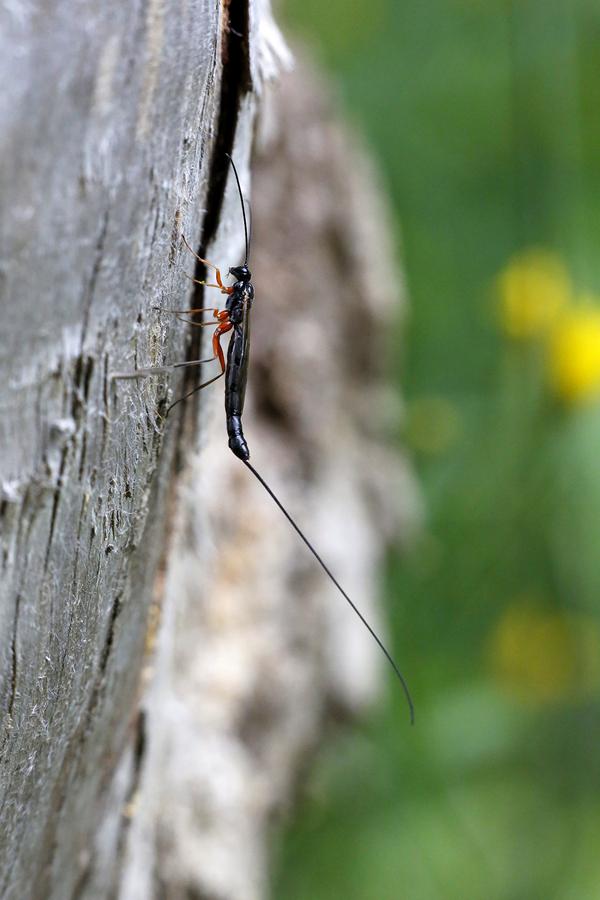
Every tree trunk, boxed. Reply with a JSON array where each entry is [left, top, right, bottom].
[[0, 2, 289, 897], [0, 4, 417, 897]]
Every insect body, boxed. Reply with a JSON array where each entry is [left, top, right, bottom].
[[223, 264, 253, 460], [116, 155, 414, 723]]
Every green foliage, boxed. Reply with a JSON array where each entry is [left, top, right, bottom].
[[273, 1, 600, 897]]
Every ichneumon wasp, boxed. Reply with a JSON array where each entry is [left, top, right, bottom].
[[115, 154, 415, 723]]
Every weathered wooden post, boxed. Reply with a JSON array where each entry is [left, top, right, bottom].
[[0, 2, 415, 895]]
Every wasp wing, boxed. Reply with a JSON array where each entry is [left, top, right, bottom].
[[225, 299, 251, 418], [237, 299, 251, 414]]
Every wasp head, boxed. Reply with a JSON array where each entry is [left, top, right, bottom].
[[229, 264, 251, 282]]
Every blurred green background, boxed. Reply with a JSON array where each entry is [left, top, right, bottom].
[[273, 1, 600, 898]]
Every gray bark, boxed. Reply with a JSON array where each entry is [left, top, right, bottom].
[[0, 3, 417, 897], [0, 1, 289, 897]]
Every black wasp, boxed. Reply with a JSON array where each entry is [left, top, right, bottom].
[[116, 154, 414, 723]]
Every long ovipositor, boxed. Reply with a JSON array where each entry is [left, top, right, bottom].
[[221, 157, 414, 722]]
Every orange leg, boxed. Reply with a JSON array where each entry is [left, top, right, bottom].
[[175, 309, 230, 327], [165, 315, 232, 417], [154, 308, 230, 328], [181, 234, 229, 290], [172, 317, 221, 328], [111, 355, 217, 380], [182, 271, 233, 294], [153, 305, 221, 315], [212, 318, 233, 373]]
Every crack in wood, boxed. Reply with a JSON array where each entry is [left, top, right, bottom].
[[43, 444, 70, 573], [80, 210, 110, 351], [54, 493, 89, 692], [77, 429, 88, 483], [71, 354, 95, 424], [179, 0, 251, 443], [7, 593, 22, 720], [108, 709, 148, 886], [98, 590, 123, 677]]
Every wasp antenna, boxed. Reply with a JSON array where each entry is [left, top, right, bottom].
[[225, 152, 250, 266], [244, 197, 253, 257], [242, 459, 415, 724]]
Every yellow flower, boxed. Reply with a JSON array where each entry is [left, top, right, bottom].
[[487, 602, 600, 704], [496, 249, 571, 339], [548, 301, 600, 403]]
